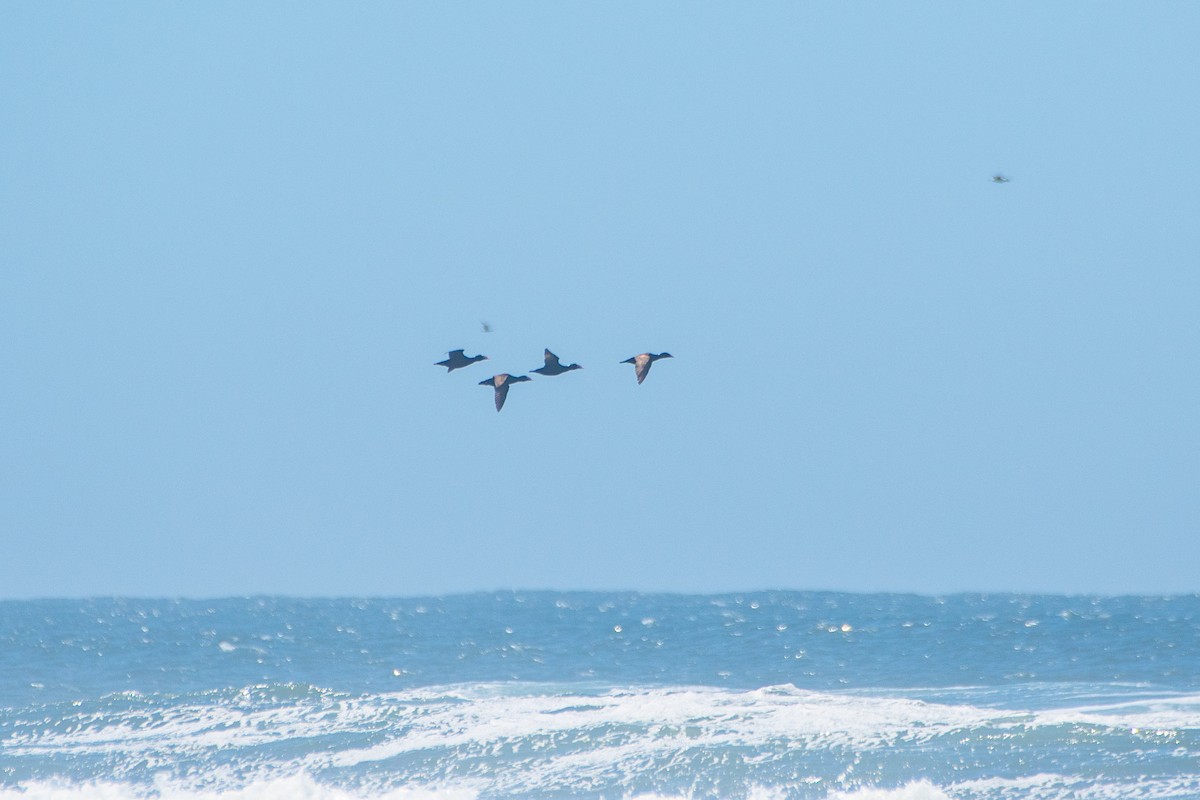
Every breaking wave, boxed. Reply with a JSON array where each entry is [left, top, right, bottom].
[[4, 682, 1199, 799]]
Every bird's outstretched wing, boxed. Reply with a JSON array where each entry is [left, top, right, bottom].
[[634, 354, 651, 384]]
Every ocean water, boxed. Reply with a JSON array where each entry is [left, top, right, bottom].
[[2, 593, 1198, 800]]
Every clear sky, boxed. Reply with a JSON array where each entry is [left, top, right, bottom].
[[2, 3, 1197, 599]]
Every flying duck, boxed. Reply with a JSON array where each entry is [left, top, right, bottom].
[[992, 174, 1010, 183], [621, 352, 673, 384], [479, 373, 532, 411], [436, 349, 488, 372], [531, 349, 583, 376]]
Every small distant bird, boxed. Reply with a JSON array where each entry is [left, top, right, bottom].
[[479, 373, 532, 411], [436, 349, 488, 372], [481, 321, 493, 333], [531, 349, 583, 377], [621, 352, 673, 384], [992, 174, 1010, 183]]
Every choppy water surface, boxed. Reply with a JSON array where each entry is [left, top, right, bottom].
[[2, 593, 1198, 800]]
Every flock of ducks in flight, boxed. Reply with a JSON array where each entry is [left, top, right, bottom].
[[437, 348, 673, 411], [435, 176, 1008, 412]]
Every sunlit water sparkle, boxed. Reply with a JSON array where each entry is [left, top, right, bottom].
[[2, 593, 1198, 799]]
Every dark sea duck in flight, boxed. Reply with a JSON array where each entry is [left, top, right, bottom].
[[436, 349, 488, 372], [992, 174, 1010, 183], [531, 349, 583, 377], [479, 373, 532, 411], [622, 352, 673, 384]]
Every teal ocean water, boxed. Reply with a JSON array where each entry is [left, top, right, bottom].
[[2, 592, 1198, 799]]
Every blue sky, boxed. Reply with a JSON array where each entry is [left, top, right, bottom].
[[2, 3, 1197, 598]]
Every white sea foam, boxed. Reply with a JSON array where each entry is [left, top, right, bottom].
[[0, 779, 957, 800], [825, 783, 954, 800], [0, 775, 476, 800], [10, 683, 1200, 763], [949, 772, 1200, 800], [627, 783, 955, 800], [314, 684, 991, 772], [1034, 692, 1200, 732], [6, 684, 1200, 798], [12, 777, 1200, 800]]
